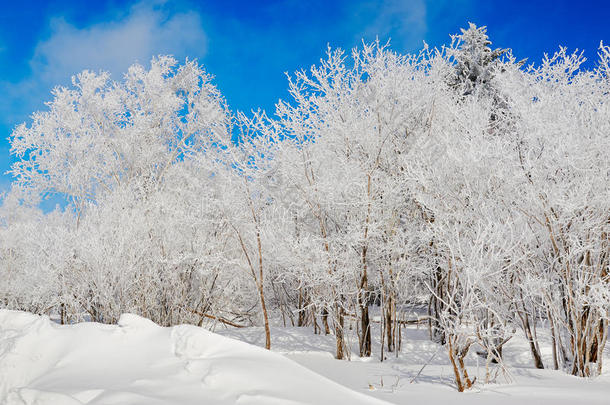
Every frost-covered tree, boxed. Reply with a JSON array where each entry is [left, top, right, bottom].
[[495, 45, 610, 376], [0, 187, 58, 314], [10, 56, 229, 214], [4, 56, 246, 327], [450, 22, 507, 97], [271, 42, 444, 358], [1, 23, 608, 393]]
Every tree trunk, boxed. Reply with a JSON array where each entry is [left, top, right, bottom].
[[385, 294, 395, 352], [322, 308, 330, 335], [548, 309, 560, 370], [335, 307, 345, 360], [359, 173, 372, 357], [516, 293, 544, 369], [297, 288, 306, 327], [447, 338, 473, 392], [522, 315, 544, 369], [359, 292, 371, 357], [258, 280, 271, 350]]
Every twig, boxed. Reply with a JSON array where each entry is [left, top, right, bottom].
[[187, 308, 247, 328], [410, 345, 443, 384]]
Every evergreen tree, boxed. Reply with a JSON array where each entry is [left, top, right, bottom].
[[451, 23, 507, 97]]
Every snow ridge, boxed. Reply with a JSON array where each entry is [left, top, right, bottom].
[[0, 310, 388, 405]]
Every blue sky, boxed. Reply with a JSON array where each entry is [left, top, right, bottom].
[[0, 0, 608, 195]]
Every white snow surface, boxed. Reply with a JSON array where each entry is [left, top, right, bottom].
[[217, 323, 610, 405], [0, 310, 388, 405], [2, 309, 610, 405]]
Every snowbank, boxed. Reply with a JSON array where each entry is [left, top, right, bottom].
[[0, 310, 389, 405]]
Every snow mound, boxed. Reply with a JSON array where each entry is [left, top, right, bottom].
[[0, 310, 388, 405]]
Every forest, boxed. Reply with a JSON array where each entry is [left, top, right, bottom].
[[1, 24, 608, 392]]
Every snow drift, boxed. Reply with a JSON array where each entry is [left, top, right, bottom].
[[0, 310, 388, 405]]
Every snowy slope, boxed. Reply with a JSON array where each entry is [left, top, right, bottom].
[[219, 324, 610, 405], [0, 310, 390, 405]]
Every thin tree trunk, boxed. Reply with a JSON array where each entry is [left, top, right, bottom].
[[359, 173, 372, 357], [548, 309, 560, 370], [380, 300, 385, 362], [359, 292, 371, 357], [258, 280, 271, 350], [447, 339, 473, 392], [597, 320, 608, 375], [385, 294, 395, 352], [298, 288, 306, 327], [516, 293, 544, 369], [522, 315, 544, 369], [322, 308, 330, 335], [335, 306, 345, 360]]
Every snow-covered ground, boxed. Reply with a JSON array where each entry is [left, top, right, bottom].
[[219, 323, 610, 405], [0, 310, 387, 405], [1, 309, 609, 405]]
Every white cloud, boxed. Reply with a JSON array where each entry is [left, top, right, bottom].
[[31, 1, 206, 85], [356, 0, 427, 51], [0, 1, 206, 131]]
